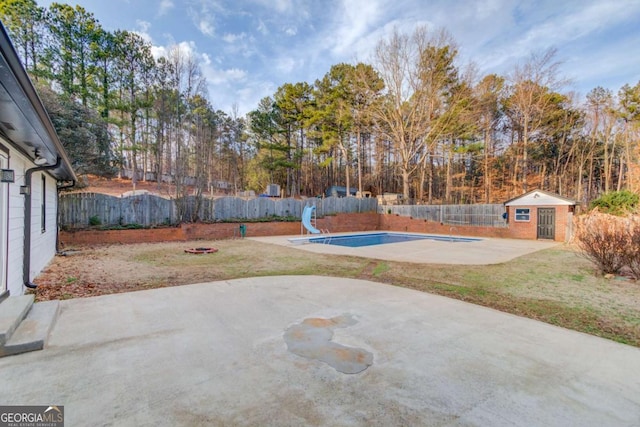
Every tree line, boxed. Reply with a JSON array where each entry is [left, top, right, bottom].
[[1, 0, 639, 209]]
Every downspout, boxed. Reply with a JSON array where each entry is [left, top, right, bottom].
[[56, 180, 76, 253], [23, 157, 61, 289]]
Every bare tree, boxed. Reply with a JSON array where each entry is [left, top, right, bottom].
[[166, 44, 206, 221], [474, 74, 505, 203], [505, 48, 566, 194], [369, 26, 460, 200], [586, 87, 617, 193], [618, 82, 640, 192]]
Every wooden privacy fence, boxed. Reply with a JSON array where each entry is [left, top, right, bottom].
[[59, 193, 378, 228], [59, 193, 506, 229], [381, 204, 507, 227]]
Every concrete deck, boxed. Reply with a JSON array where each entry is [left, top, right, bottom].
[[1, 276, 638, 426], [251, 232, 560, 264]]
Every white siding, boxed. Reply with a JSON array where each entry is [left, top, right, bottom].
[[29, 171, 58, 278], [1, 142, 59, 296], [7, 151, 26, 296], [0, 151, 7, 294]]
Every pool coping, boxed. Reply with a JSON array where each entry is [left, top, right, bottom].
[[288, 231, 481, 246], [263, 231, 560, 265]]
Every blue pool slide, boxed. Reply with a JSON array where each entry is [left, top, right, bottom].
[[302, 205, 321, 234]]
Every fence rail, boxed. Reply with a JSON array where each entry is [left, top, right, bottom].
[[380, 204, 507, 227], [59, 193, 378, 228]]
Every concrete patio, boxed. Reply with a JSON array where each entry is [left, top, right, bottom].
[[1, 276, 639, 426]]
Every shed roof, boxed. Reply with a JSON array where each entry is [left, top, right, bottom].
[[0, 23, 76, 182], [503, 189, 576, 207]]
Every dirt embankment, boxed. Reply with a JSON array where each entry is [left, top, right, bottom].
[[69, 175, 224, 198]]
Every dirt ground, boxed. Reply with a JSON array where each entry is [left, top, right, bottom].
[[33, 243, 220, 300], [72, 175, 224, 197], [33, 240, 369, 301]]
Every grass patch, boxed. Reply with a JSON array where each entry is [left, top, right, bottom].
[[372, 262, 390, 276]]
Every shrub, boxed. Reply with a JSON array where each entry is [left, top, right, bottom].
[[623, 216, 640, 280], [99, 223, 144, 230], [574, 212, 629, 275], [88, 215, 101, 226], [590, 190, 639, 216]]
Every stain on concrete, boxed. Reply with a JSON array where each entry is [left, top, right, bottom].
[[284, 314, 373, 374]]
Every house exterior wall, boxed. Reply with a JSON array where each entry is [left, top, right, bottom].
[[1, 140, 58, 295], [29, 170, 58, 281], [504, 190, 576, 242], [506, 205, 573, 242], [0, 148, 8, 294], [6, 145, 26, 296]]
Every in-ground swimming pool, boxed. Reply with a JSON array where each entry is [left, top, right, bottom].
[[308, 232, 481, 248]]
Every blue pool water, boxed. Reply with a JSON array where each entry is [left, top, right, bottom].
[[309, 232, 480, 248]]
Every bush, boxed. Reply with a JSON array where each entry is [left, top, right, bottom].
[[575, 212, 629, 275], [623, 216, 640, 280], [575, 212, 640, 279], [101, 223, 144, 230], [590, 190, 639, 216], [88, 215, 101, 226]]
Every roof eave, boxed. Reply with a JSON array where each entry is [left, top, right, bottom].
[[503, 189, 577, 206], [0, 23, 77, 182]]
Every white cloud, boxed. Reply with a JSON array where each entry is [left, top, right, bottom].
[[136, 19, 151, 33], [151, 40, 200, 61], [516, 2, 635, 51], [134, 20, 154, 44], [158, 0, 174, 17], [175, 40, 199, 56], [257, 20, 269, 36], [229, 80, 277, 115], [473, 0, 504, 20], [199, 20, 215, 36], [465, 0, 640, 79], [150, 45, 167, 59], [202, 64, 248, 85], [563, 32, 640, 95], [318, 0, 410, 62], [187, 1, 219, 37], [332, 0, 382, 53], [275, 56, 300, 74], [223, 32, 247, 43], [249, 0, 294, 14]]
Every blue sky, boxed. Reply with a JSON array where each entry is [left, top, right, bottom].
[[37, 0, 640, 115]]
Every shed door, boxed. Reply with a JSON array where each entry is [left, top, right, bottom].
[[537, 208, 555, 240]]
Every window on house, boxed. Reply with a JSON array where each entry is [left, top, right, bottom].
[[515, 208, 530, 222], [41, 175, 46, 233]]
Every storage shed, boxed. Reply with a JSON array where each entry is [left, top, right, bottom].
[[504, 190, 576, 242]]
